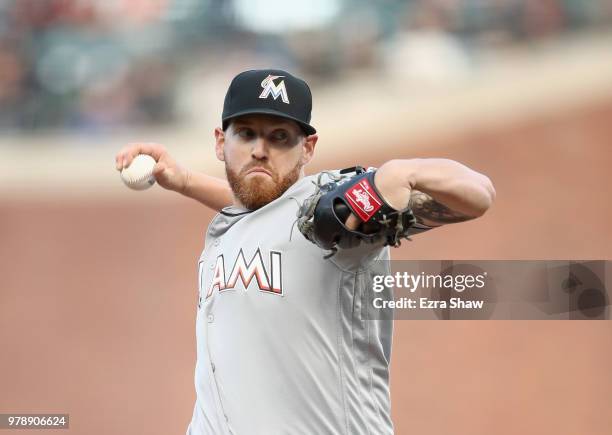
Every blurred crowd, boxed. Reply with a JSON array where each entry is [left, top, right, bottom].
[[1, 0, 610, 133]]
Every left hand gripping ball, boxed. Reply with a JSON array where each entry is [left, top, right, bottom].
[[120, 154, 156, 191]]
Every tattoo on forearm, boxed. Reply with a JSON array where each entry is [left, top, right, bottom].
[[408, 190, 473, 225]]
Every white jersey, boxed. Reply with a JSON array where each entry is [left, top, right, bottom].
[[186, 170, 431, 435]]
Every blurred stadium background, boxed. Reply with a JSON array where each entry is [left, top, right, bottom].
[[1, 0, 611, 434]]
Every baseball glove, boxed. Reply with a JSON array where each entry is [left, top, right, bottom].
[[297, 166, 416, 257]]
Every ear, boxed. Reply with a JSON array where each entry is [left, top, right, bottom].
[[214, 127, 225, 162], [300, 134, 318, 165]]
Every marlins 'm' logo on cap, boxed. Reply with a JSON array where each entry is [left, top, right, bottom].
[[259, 75, 290, 104], [222, 69, 316, 134]]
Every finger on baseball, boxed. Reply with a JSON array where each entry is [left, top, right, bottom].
[[116, 148, 132, 170], [153, 162, 167, 177], [115, 149, 128, 170], [128, 143, 166, 165], [117, 143, 161, 169], [123, 146, 141, 169]]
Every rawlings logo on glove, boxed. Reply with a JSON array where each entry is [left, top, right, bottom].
[[345, 177, 382, 219], [297, 166, 416, 257]]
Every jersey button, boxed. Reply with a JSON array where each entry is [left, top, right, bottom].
[[214, 239, 220, 247], [211, 362, 216, 372], [207, 314, 214, 323]]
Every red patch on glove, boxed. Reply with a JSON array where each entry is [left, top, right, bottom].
[[344, 178, 383, 222]]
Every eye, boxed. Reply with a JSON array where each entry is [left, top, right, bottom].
[[270, 129, 289, 142], [237, 127, 255, 139]]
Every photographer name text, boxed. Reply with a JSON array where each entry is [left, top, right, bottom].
[[373, 297, 484, 309]]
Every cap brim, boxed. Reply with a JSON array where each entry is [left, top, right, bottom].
[[223, 108, 316, 135]]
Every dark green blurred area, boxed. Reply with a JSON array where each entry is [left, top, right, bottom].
[[1, 0, 610, 132]]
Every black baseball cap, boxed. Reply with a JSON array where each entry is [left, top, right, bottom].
[[222, 69, 316, 135]]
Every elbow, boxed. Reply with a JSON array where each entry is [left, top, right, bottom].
[[474, 176, 496, 217], [484, 175, 496, 207]]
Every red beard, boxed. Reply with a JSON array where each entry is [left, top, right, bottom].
[[225, 161, 301, 210]]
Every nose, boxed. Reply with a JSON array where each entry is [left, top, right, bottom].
[[250, 137, 269, 160]]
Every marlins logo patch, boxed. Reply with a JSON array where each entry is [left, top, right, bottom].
[[259, 75, 290, 104]]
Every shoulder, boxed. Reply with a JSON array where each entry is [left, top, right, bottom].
[[283, 169, 344, 202]]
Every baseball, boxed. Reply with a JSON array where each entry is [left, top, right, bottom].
[[120, 154, 156, 190]]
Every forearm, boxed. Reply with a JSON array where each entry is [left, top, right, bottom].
[[375, 158, 496, 222], [181, 170, 234, 212]]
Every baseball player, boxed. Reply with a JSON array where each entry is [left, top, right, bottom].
[[115, 69, 495, 435]]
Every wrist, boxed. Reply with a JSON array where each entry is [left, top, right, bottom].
[[377, 159, 420, 189], [374, 159, 420, 210], [180, 167, 192, 197]]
